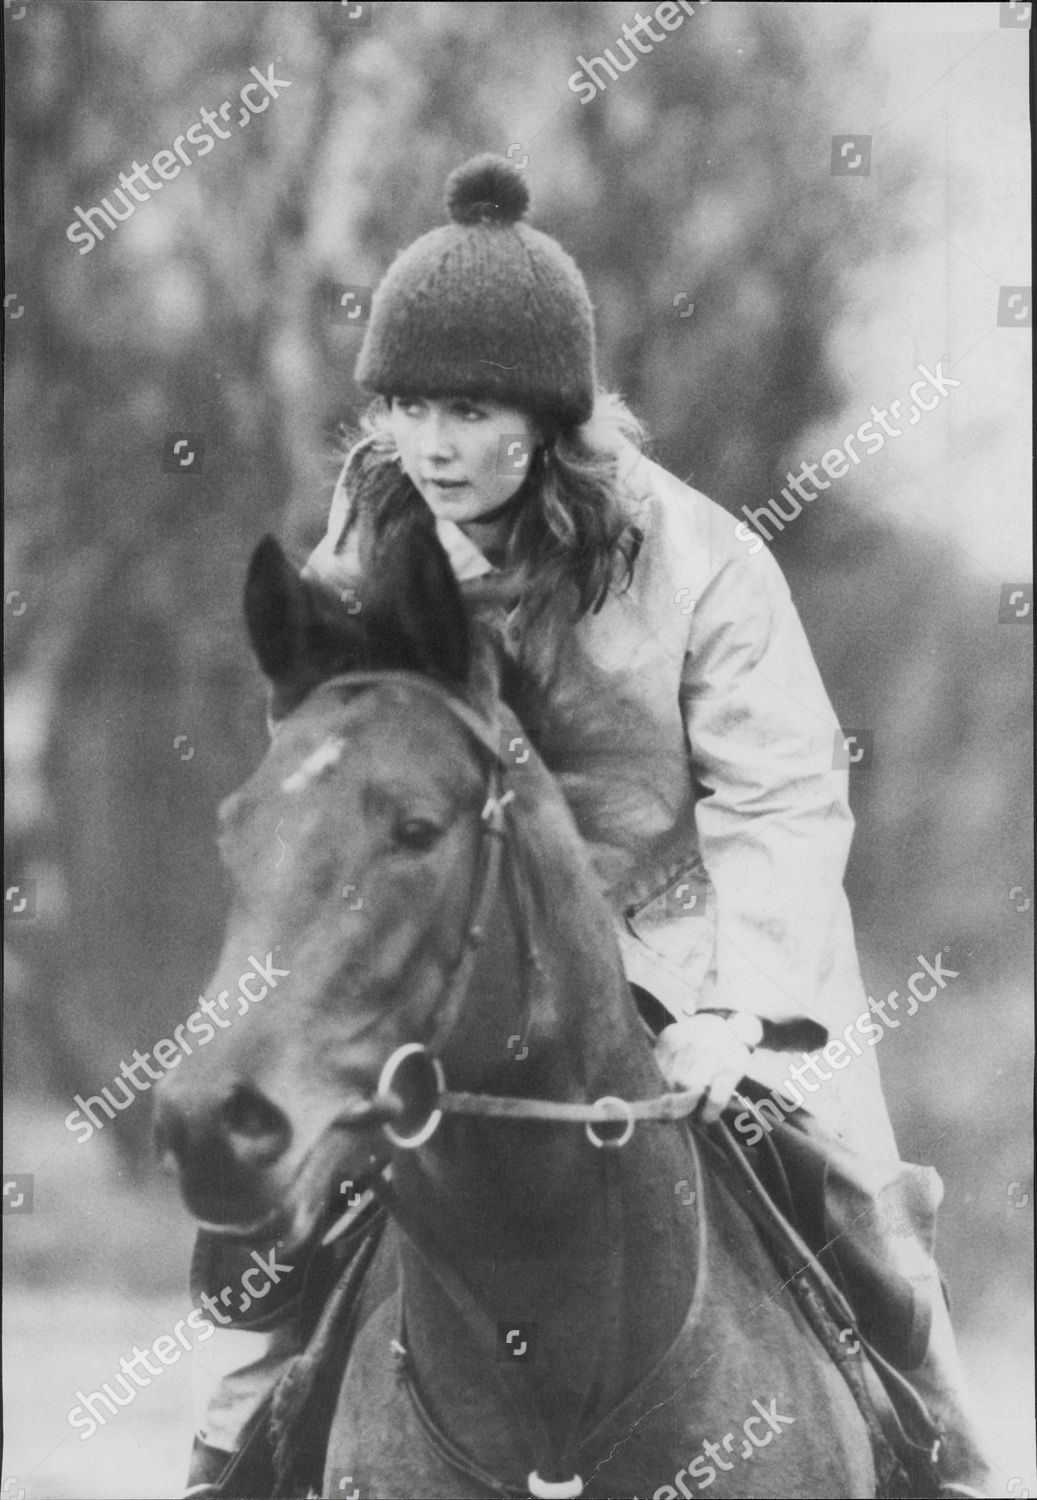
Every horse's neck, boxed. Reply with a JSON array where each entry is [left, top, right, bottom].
[[395, 769, 699, 1441]]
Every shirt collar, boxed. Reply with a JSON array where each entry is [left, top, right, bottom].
[[434, 517, 499, 581]]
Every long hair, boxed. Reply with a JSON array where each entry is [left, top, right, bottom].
[[348, 390, 647, 629]]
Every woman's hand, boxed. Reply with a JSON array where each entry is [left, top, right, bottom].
[[654, 1010, 763, 1124]]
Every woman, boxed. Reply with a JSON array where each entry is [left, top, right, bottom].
[[188, 154, 991, 1498]]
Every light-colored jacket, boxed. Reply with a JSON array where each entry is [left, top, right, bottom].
[[307, 441, 896, 1153]]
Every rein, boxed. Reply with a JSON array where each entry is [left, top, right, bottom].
[[366, 1052, 705, 1150]]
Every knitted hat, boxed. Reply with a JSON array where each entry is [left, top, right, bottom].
[[355, 154, 597, 428]]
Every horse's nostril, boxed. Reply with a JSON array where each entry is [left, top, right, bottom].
[[220, 1084, 291, 1166]]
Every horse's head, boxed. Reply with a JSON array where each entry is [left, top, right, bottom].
[[153, 519, 539, 1244]]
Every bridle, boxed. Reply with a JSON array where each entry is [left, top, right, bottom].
[[287, 670, 705, 1499], [302, 671, 705, 1151]]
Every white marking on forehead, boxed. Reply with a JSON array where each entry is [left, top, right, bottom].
[[281, 736, 346, 794]]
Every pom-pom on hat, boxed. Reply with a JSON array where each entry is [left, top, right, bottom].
[[354, 154, 597, 428]]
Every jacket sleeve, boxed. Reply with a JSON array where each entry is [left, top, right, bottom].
[[681, 545, 852, 1049]]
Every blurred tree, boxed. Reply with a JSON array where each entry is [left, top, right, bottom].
[[4, 0, 351, 1162]]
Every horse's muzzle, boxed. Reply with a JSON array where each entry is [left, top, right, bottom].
[[153, 1082, 293, 1223]]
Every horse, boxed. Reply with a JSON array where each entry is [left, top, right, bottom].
[[154, 521, 888, 1500]]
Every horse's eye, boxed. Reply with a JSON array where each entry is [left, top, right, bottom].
[[394, 817, 443, 852]]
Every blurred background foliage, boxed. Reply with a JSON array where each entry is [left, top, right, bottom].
[[2, 2, 1032, 1494]]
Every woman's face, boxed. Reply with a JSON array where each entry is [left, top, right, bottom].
[[388, 394, 539, 527]]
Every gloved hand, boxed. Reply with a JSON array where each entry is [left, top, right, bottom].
[[654, 1009, 763, 1124]]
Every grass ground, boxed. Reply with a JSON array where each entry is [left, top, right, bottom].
[[2, 1095, 197, 1498]]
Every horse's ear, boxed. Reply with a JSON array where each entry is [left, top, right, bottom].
[[244, 520, 470, 695], [382, 513, 472, 687], [244, 535, 310, 684]]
